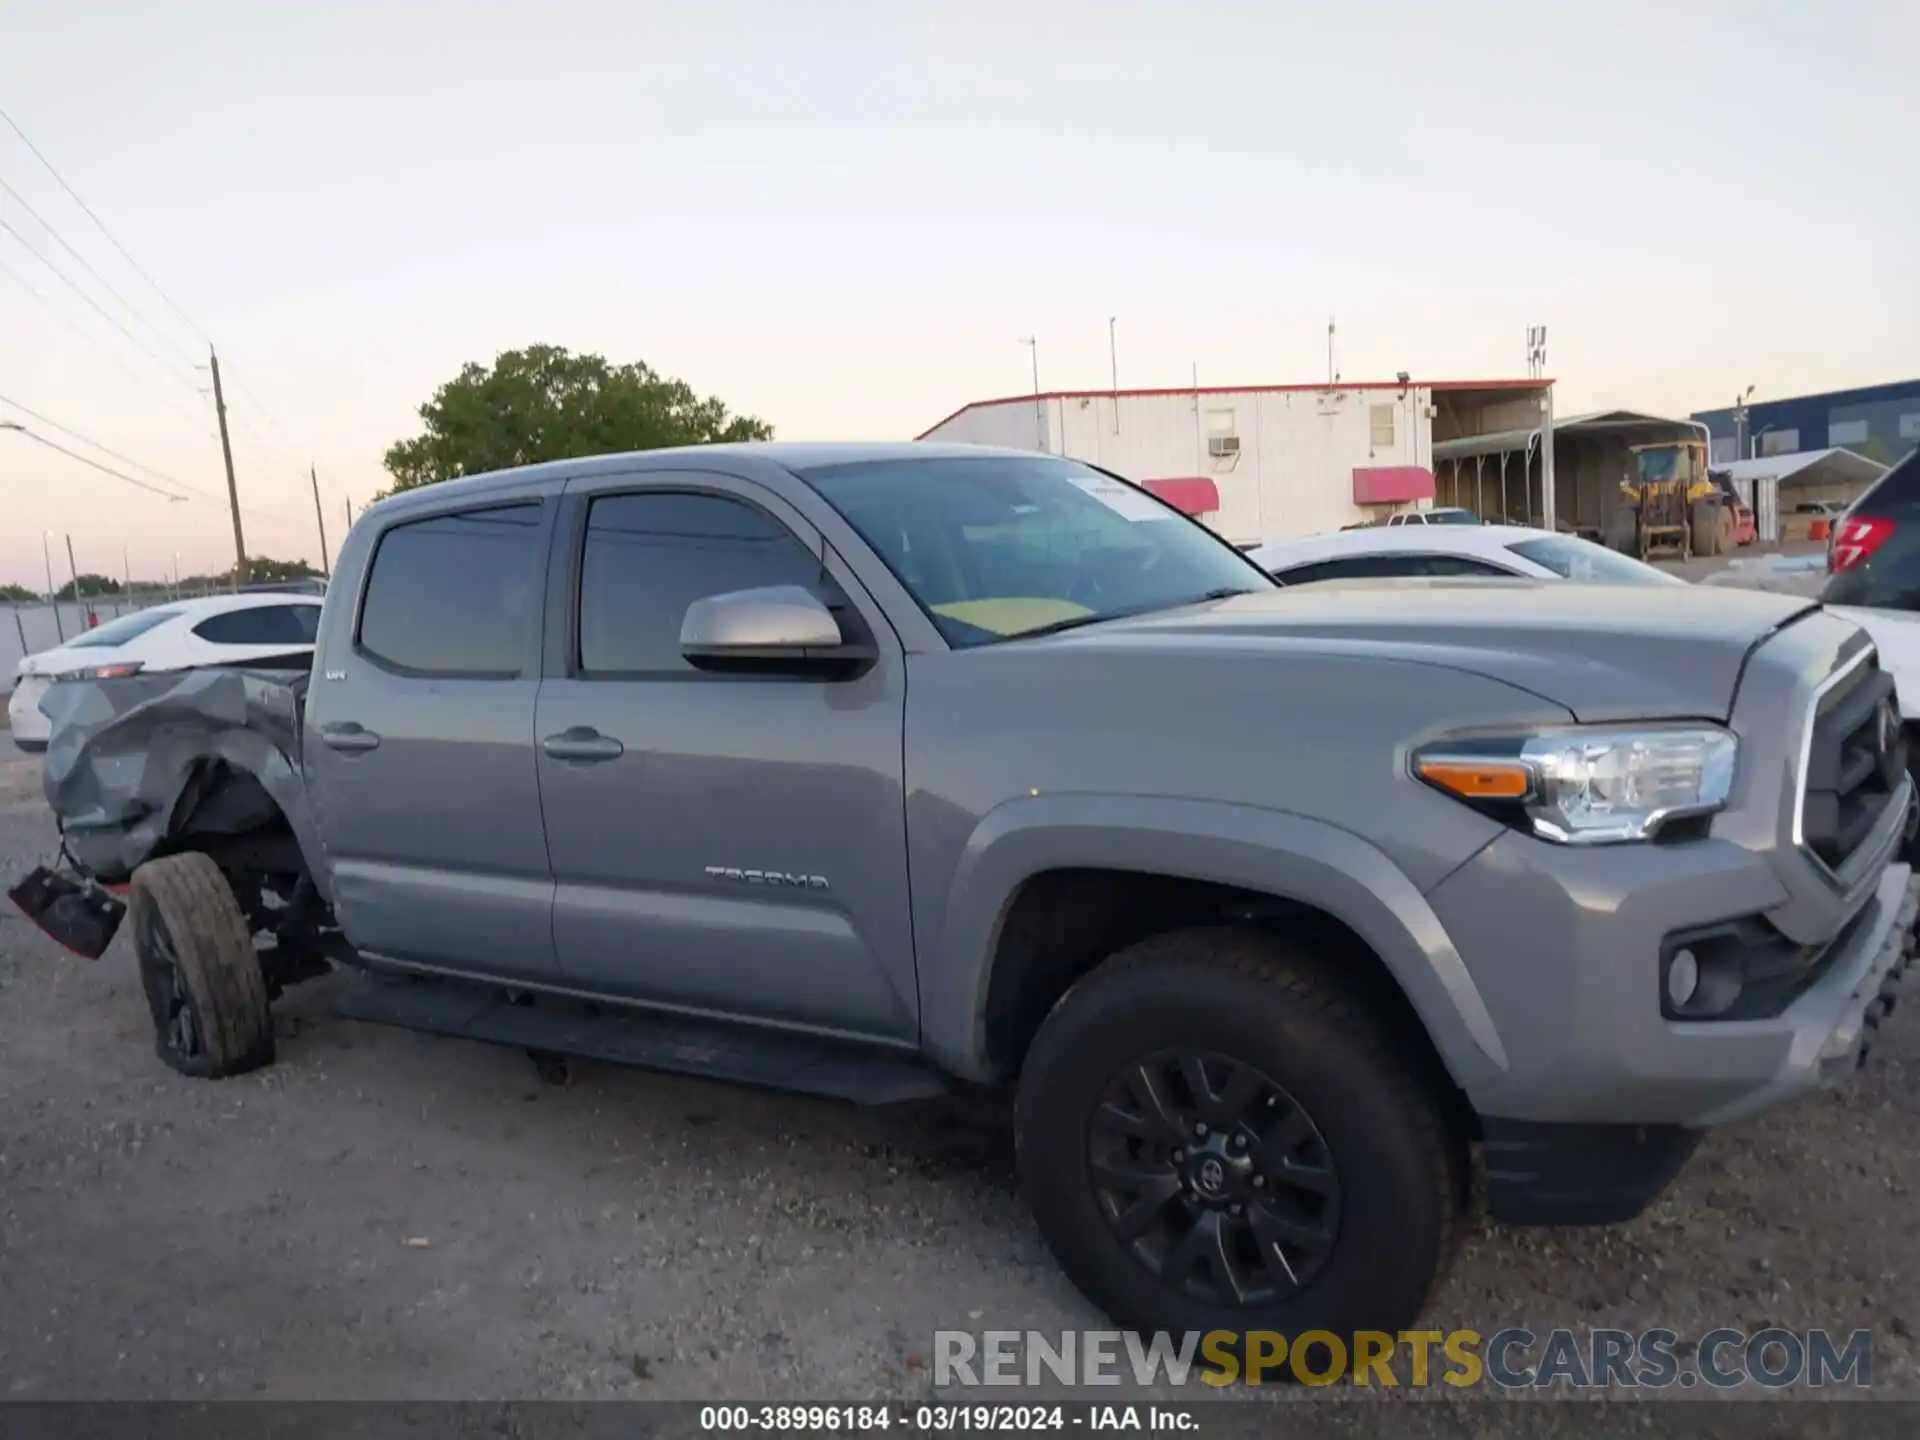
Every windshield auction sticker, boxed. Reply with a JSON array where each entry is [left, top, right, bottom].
[[1067, 474, 1174, 523]]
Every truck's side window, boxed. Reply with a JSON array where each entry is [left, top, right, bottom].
[[358, 503, 543, 676], [579, 491, 824, 675]]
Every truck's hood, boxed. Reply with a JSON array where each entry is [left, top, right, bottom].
[[1040, 578, 1823, 722]]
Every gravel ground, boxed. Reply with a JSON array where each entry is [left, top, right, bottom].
[[2, 734, 1917, 1421]]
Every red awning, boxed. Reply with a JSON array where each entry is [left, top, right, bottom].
[[1352, 466, 1436, 505], [1140, 477, 1221, 515]]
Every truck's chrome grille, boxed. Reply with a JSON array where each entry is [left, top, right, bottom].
[[1796, 649, 1902, 876]]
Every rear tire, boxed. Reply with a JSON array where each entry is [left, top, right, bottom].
[[129, 852, 274, 1078], [1690, 500, 1721, 557], [1015, 927, 1464, 1372]]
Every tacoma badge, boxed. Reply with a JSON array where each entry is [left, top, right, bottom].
[[704, 866, 830, 890]]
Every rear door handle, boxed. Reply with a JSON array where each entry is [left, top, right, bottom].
[[541, 727, 624, 763], [320, 722, 381, 754]]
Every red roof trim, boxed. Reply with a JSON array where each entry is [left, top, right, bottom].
[[915, 379, 1553, 440]]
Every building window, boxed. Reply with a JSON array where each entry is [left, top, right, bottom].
[[1829, 418, 1870, 447], [1759, 429, 1800, 457], [1901, 413, 1920, 441], [1205, 408, 1240, 459], [1369, 404, 1396, 450]]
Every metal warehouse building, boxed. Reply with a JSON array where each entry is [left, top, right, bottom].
[[918, 378, 1564, 545], [1694, 379, 1920, 469]]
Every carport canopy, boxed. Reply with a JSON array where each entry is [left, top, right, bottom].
[[1430, 408, 1704, 533], [1721, 447, 1888, 493], [1430, 408, 1699, 465]]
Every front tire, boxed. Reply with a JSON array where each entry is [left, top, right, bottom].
[[130, 852, 274, 1078], [1015, 928, 1463, 1368]]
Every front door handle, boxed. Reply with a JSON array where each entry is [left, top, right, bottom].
[[320, 722, 381, 754], [541, 727, 624, 763]]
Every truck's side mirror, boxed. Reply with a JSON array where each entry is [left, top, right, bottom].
[[680, 585, 876, 678]]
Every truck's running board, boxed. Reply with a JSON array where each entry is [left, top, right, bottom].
[[330, 972, 949, 1106]]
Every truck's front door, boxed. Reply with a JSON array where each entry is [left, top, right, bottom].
[[533, 471, 917, 1041], [305, 494, 561, 984]]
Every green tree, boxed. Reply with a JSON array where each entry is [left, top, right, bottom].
[[381, 344, 773, 495], [0, 582, 37, 602], [55, 573, 123, 602], [242, 556, 322, 583]]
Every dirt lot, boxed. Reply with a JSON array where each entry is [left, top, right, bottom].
[[2, 734, 1918, 1415]]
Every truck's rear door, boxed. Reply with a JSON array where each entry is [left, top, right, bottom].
[[532, 469, 919, 1041], [305, 493, 562, 984]]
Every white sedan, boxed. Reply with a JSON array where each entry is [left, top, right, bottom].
[[1248, 523, 1687, 588], [8, 591, 323, 752]]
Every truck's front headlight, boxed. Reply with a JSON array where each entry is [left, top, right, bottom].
[[1413, 725, 1737, 845]]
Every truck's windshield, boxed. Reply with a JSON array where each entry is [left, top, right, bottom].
[[798, 455, 1273, 646]]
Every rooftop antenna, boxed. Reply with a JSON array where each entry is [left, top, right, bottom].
[[1327, 316, 1337, 388], [1526, 324, 1549, 380]]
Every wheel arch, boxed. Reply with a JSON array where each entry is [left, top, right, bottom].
[[917, 795, 1509, 1096]]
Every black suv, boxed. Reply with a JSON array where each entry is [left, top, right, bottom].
[[1825, 449, 1920, 610]]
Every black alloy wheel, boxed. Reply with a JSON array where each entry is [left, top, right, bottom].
[[1089, 1050, 1339, 1307], [136, 903, 206, 1067]]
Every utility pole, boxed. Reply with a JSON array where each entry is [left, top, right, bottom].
[[1019, 337, 1041, 452], [64, 534, 81, 613], [208, 346, 249, 590], [42, 531, 63, 641], [122, 545, 132, 609], [1109, 317, 1120, 435], [344, 496, 353, 531], [310, 464, 331, 579]]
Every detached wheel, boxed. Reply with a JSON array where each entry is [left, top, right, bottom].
[[130, 852, 274, 1078], [1015, 928, 1464, 1369]]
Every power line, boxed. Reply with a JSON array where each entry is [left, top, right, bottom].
[[0, 392, 199, 493], [223, 364, 308, 459], [0, 249, 215, 434], [0, 174, 200, 368], [0, 105, 320, 533], [0, 104, 211, 348], [1, 423, 189, 500], [0, 219, 204, 388], [0, 394, 315, 529]]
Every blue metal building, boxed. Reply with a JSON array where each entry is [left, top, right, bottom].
[[1693, 380, 1920, 468]]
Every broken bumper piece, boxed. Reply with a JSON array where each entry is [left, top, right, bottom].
[[7, 866, 126, 960]]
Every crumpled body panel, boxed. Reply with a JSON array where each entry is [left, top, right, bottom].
[[37, 666, 323, 891]]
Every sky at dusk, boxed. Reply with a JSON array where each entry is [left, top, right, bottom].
[[1, 0, 1914, 589]]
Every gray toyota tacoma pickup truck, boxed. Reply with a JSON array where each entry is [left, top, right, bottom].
[[15, 442, 1917, 1351]]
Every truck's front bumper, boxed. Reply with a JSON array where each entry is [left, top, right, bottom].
[[1432, 830, 1917, 1132], [1472, 863, 1915, 1225]]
